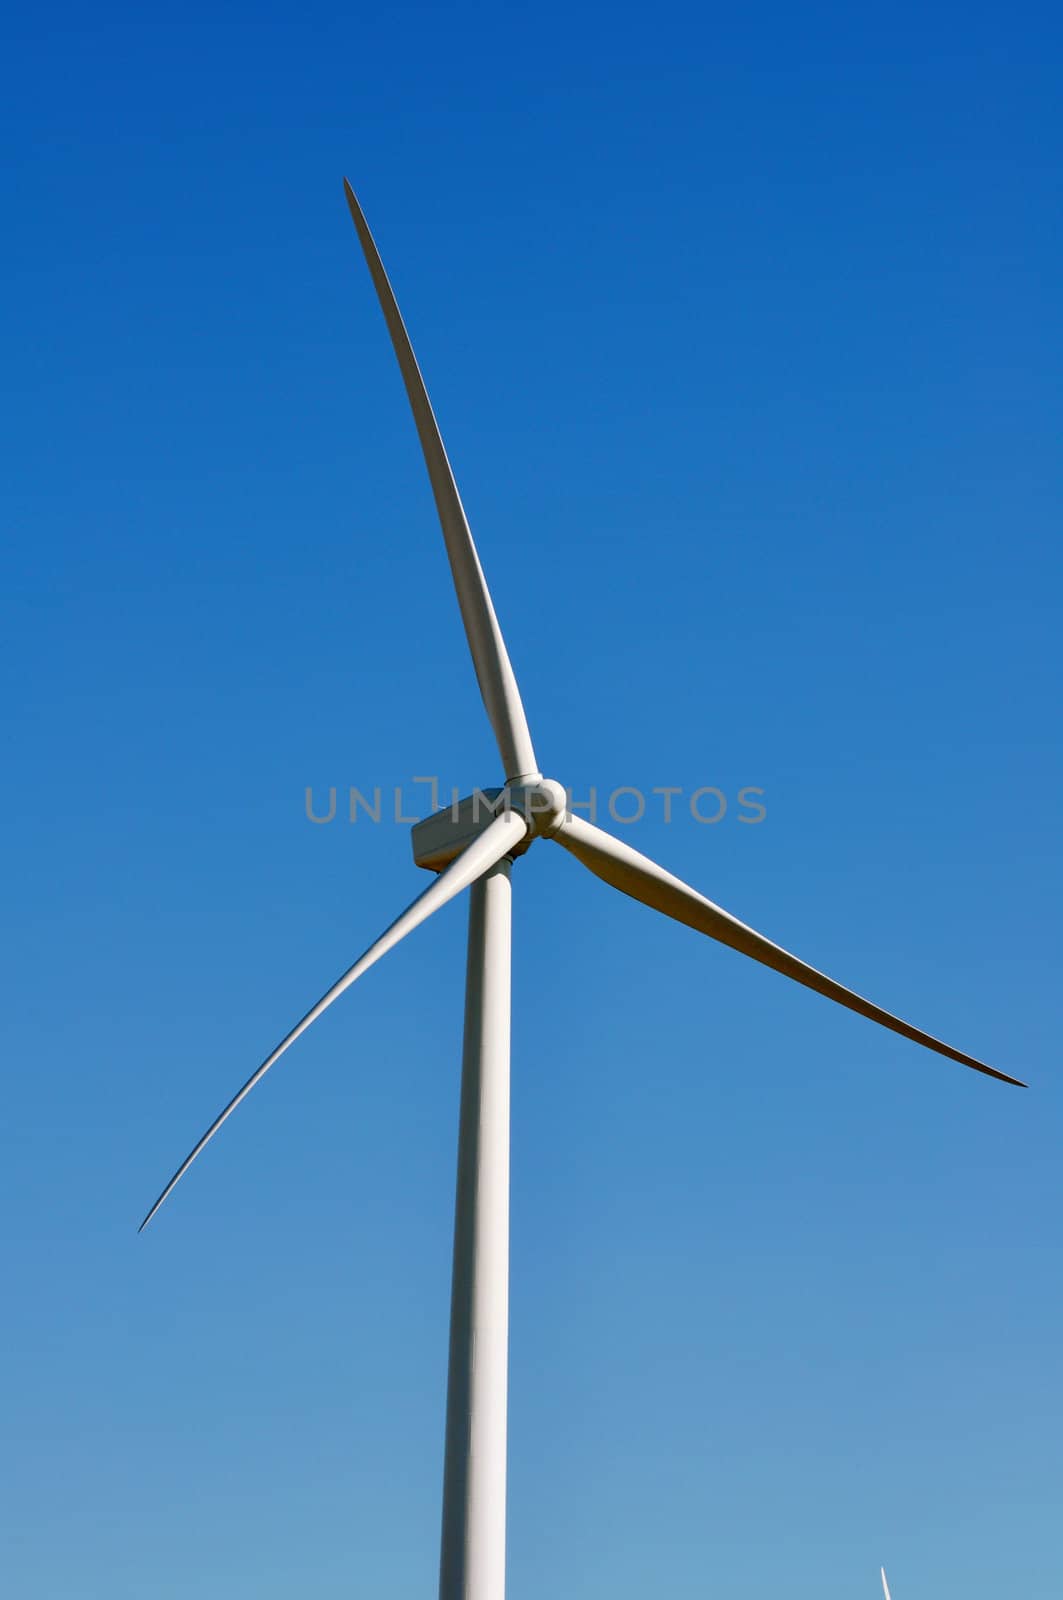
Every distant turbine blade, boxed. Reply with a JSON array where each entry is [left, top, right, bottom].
[[139, 810, 529, 1231], [552, 815, 1024, 1087], [881, 1569, 892, 1600], [343, 179, 539, 784]]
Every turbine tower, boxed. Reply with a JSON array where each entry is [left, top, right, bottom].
[[140, 182, 1023, 1600]]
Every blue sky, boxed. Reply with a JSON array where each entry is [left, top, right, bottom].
[[2, 3, 1060, 1596]]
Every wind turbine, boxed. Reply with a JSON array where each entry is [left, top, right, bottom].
[[140, 181, 1024, 1600], [882, 1566, 893, 1600]]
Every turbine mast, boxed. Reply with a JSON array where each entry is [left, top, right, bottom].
[[439, 859, 514, 1598]]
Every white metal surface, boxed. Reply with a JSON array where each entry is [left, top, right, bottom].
[[412, 790, 506, 873], [139, 809, 528, 1231], [343, 180, 539, 786], [552, 812, 1020, 1085], [412, 781, 567, 872], [439, 861, 513, 1600]]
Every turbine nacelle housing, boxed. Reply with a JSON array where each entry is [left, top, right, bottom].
[[412, 779, 567, 872]]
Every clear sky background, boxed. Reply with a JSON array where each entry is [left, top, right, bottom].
[[2, 4, 1060, 1596]]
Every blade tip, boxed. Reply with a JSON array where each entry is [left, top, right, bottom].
[[138, 1188, 171, 1233]]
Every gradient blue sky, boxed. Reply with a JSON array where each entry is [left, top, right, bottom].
[[2, 4, 1060, 1596]]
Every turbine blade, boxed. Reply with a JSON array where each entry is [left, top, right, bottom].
[[552, 815, 1023, 1087], [343, 179, 539, 784], [881, 1569, 892, 1600], [139, 810, 528, 1231]]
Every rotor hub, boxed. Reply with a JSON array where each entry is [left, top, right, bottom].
[[507, 777, 568, 839]]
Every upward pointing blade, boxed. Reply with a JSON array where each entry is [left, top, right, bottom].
[[881, 1568, 892, 1600], [553, 814, 1023, 1086], [343, 179, 539, 785], [139, 809, 529, 1231]]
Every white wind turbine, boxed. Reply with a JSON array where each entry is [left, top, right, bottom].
[[882, 1566, 893, 1599], [140, 181, 1024, 1600]]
